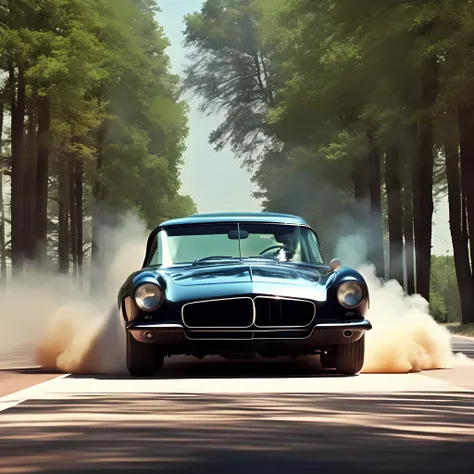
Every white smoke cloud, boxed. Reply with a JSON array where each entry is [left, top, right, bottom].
[[359, 264, 455, 373], [0, 212, 148, 375], [335, 234, 470, 373]]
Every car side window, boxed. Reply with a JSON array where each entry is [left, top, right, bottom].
[[304, 231, 324, 263]]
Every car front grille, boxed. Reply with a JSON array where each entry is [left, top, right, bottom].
[[254, 296, 315, 328], [181, 296, 315, 330], [182, 297, 254, 329]]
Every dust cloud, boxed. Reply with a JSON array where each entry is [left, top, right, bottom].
[[359, 264, 453, 372], [335, 234, 471, 373], [0, 213, 147, 375]]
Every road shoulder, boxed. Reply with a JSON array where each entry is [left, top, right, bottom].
[[0, 369, 65, 410], [422, 365, 474, 391]]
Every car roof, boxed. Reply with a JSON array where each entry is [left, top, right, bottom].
[[158, 212, 309, 228]]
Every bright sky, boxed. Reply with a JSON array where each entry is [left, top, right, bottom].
[[156, 0, 452, 256], [156, 0, 262, 215]]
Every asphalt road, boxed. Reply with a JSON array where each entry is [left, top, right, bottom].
[[451, 335, 474, 358], [0, 336, 473, 474]]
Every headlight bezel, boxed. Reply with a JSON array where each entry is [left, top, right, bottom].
[[337, 280, 364, 309], [134, 282, 164, 312]]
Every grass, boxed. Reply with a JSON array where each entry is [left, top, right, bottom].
[[445, 322, 474, 337]]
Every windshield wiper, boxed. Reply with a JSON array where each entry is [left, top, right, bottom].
[[192, 256, 236, 265]]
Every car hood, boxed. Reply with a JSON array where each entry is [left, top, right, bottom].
[[164, 261, 323, 287]]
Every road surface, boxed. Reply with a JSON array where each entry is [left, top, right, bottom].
[[0, 335, 473, 473], [451, 335, 474, 358]]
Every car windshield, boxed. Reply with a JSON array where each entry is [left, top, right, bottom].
[[146, 223, 324, 266]]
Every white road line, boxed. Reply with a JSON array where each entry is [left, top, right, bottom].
[[0, 371, 470, 415], [0, 373, 70, 412], [3, 373, 468, 397]]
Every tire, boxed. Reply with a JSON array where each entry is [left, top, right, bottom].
[[126, 332, 163, 377], [334, 334, 365, 375]]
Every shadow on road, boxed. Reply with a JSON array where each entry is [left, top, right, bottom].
[[0, 391, 473, 473], [70, 355, 349, 380]]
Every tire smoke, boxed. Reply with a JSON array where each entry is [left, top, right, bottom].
[[0, 213, 147, 375], [359, 264, 456, 373], [335, 234, 472, 373]]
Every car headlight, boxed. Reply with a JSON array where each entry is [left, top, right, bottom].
[[337, 281, 364, 308], [134, 283, 164, 311]]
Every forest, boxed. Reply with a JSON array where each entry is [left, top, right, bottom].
[[0, 0, 196, 282], [0, 0, 472, 326], [182, 0, 474, 325]]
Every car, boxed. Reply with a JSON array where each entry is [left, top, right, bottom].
[[118, 212, 372, 377]]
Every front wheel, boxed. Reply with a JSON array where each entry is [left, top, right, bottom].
[[126, 332, 164, 377], [334, 334, 365, 375]]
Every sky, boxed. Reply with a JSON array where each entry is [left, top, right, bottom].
[[156, 0, 262, 215], [156, 0, 452, 256]]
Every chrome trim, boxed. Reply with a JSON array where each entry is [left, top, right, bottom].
[[181, 296, 256, 329], [184, 319, 371, 341], [126, 319, 370, 342], [253, 295, 316, 329], [128, 323, 184, 330], [314, 320, 371, 329], [186, 327, 309, 333], [185, 335, 253, 341]]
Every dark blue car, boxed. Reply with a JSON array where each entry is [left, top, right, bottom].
[[118, 212, 372, 377]]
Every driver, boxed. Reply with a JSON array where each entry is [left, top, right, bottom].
[[276, 233, 297, 261]]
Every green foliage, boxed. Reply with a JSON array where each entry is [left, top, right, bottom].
[[0, 0, 196, 272], [183, 0, 472, 255], [90, 0, 192, 226], [183, 0, 285, 166], [430, 255, 461, 323], [448, 323, 474, 337]]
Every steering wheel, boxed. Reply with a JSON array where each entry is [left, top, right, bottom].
[[259, 244, 285, 256]]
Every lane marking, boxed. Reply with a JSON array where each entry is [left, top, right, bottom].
[[15, 372, 469, 396], [0, 373, 70, 412]]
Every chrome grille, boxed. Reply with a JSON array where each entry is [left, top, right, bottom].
[[254, 296, 315, 328], [182, 297, 254, 329]]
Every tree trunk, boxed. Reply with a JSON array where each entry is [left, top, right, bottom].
[[23, 105, 37, 262], [402, 152, 416, 295], [69, 157, 78, 275], [58, 157, 69, 273], [0, 173, 5, 286], [413, 56, 438, 302], [9, 64, 26, 276], [385, 146, 404, 287], [75, 159, 84, 274], [0, 100, 6, 285], [367, 135, 385, 277], [34, 95, 51, 260], [352, 155, 369, 202], [91, 124, 106, 293], [445, 140, 474, 324], [458, 106, 474, 273]]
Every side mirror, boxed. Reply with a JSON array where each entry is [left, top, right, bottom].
[[329, 258, 342, 271]]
